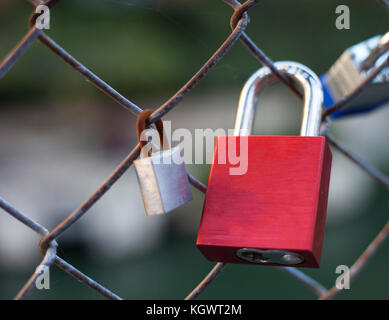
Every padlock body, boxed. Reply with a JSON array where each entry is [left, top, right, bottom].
[[196, 136, 332, 268], [322, 35, 389, 117], [134, 146, 193, 216]]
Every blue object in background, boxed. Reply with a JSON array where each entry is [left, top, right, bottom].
[[321, 33, 389, 119], [321, 73, 389, 118]]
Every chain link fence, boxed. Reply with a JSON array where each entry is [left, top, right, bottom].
[[0, 0, 388, 300]]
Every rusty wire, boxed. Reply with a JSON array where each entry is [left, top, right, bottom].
[[37, 1, 251, 253], [326, 134, 389, 190], [14, 242, 58, 300], [320, 221, 389, 300], [0, 0, 388, 300], [0, 196, 123, 300]]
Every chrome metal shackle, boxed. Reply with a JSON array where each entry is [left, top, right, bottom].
[[233, 61, 324, 137]]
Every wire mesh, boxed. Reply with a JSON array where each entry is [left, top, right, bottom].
[[0, 0, 388, 300]]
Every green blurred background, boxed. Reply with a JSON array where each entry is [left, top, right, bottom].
[[0, 0, 388, 299]]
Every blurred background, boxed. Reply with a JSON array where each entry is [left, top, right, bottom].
[[0, 0, 388, 299]]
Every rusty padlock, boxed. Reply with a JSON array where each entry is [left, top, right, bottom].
[[196, 61, 332, 268], [134, 109, 193, 216]]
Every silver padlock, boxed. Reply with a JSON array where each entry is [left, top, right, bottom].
[[322, 32, 389, 117], [134, 109, 193, 216]]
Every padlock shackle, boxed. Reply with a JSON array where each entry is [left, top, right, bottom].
[[234, 61, 323, 137], [137, 109, 166, 156]]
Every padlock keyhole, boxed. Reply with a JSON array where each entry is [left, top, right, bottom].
[[236, 248, 304, 265], [241, 251, 270, 264], [236, 248, 270, 264]]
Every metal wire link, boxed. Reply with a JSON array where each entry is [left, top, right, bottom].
[[0, 0, 388, 300]]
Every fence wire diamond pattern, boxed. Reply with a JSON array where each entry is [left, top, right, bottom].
[[0, 0, 388, 300]]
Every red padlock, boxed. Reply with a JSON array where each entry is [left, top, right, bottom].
[[196, 61, 332, 268]]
